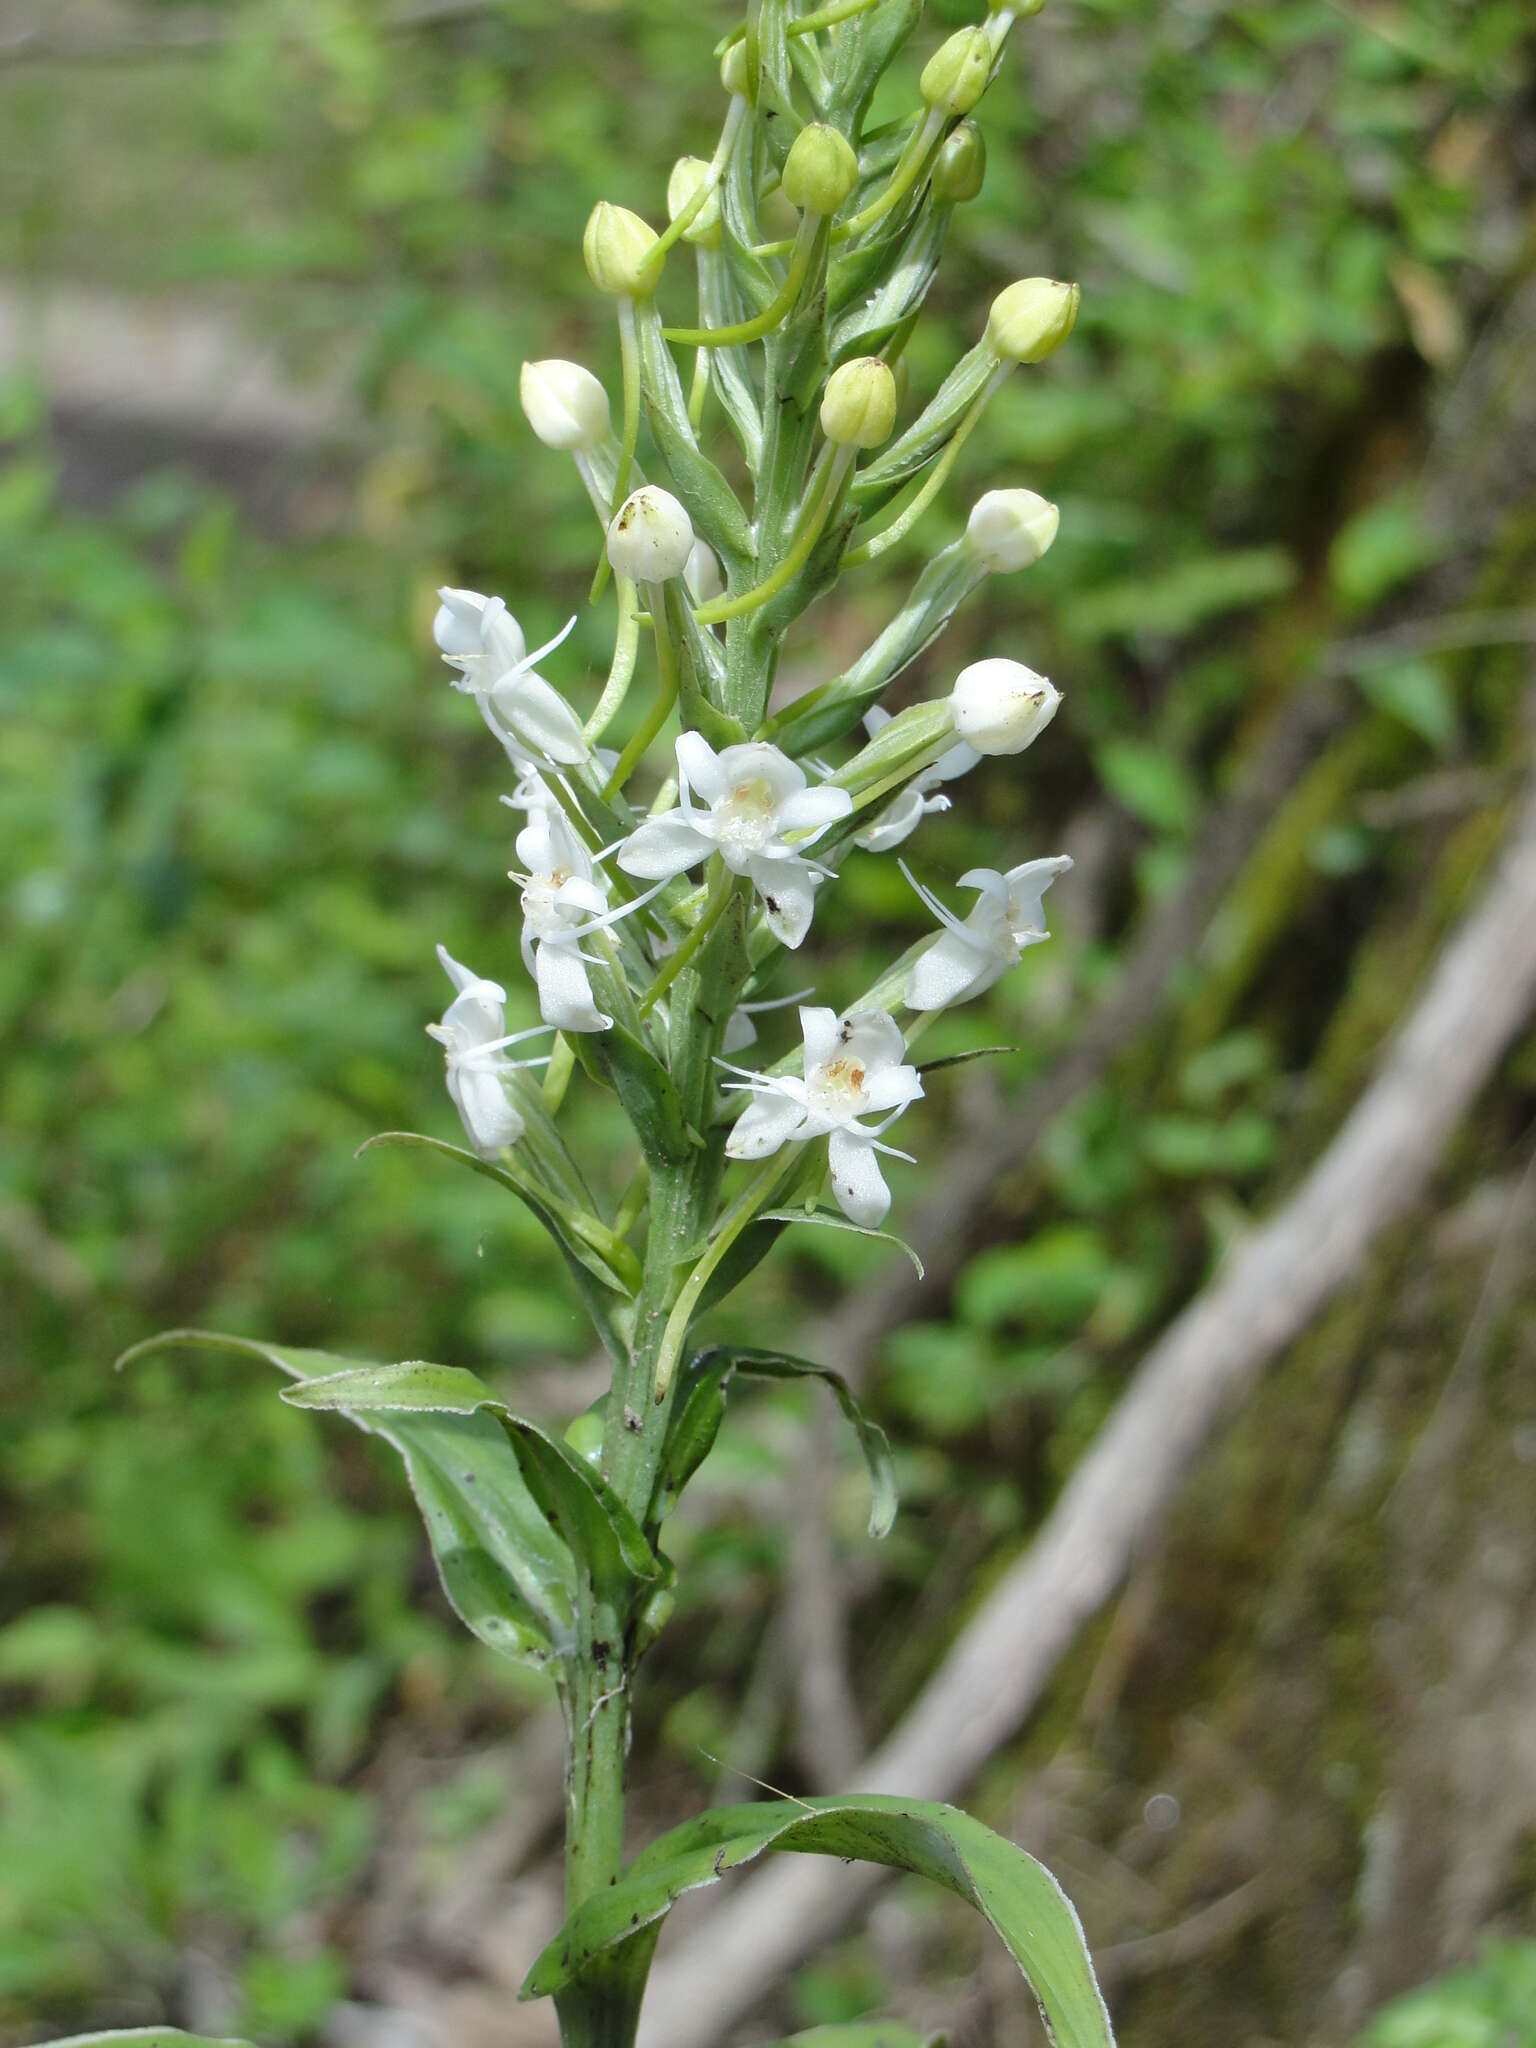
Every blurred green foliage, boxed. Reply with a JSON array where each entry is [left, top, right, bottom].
[[1359, 1942, 1536, 2048], [2, 0, 1533, 2039]]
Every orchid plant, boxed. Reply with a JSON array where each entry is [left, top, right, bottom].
[[112, 6, 1117, 2047]]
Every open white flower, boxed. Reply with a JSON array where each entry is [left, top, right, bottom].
[[513, 804, 622, 1034], [903, 855, 1072, 1011], [434, 587, 589, 770], [617, 732, 852, 949], [853, 708, 978, 853], [427, 946, 550, 1155], [722, 1005, 923, 1226]]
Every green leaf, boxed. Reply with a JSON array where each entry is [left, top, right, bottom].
[[1094, 741, 1202, 838], [356, 1130, 635, 1361], [1329, 491, 1439, 613], [284, 1361, 664, 1617], [1067, 547, 1296, 640], [760, 1207, 925, 1279], [119, 1333, 575, 1667], [522, 1795, 1114, 2048], [598, 1024, 696, 1165], [678, 1345, 897, 1539], [1356, 656, 1457, 751], [43, 2034, 256, 2047]]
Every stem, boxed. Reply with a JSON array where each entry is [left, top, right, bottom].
[[601, 582, 681, 801], [585, 577, 642, 742], [835, 106, 944, 242], [651, 1150, 801, 1403], [639, 859, 735, 1016], [691, 445, 853, 627], [843, 368, 1006, 567], [664, 212, 819, 348]]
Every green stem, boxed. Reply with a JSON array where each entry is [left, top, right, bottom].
[[835, 105, 944, 242], [664, 212, 819, 348], [639, 859, 736, 1016], [843, 367, 1006, 566], [601, 582, 681, 801], [650, 1150, 801, 1403], [691, 445, 852, 626], [585, 578, 642, 742]]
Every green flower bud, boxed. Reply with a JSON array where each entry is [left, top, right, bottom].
[[667, 156, 722, 250], [563, 1406, 605, 1467], [720, 39, 750, 97], [582, 201, 662, 300], [986, 277, 1081, 363], [820, 356, 898, 449], [781, 122, 859, 216], [966, 487, 1059, 571], [920, 27, 994, 117], [932, 120, 986, 205]]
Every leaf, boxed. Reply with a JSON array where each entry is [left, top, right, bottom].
[[1356, 656, 1457, 752], [1094, 741, 1202, 837], [760, 1207, 925, 1279], [1067, 547, 1296, 641], [284, 1361, 664, 1617], [43, 2034, 256, 2047], [119, 1333, 576, 1666], [676, 1345, 897, 1539], [356, 1130, 635, 1361], [598, 1025, 696, 1165], [522, 1795, 1115, 2048]]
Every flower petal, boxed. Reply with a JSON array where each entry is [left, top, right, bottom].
[[826, 1127, 892, 1227], [725, 1087, 809, 1159], [775, 783, 854, 834], [798, 1005, 842, 1071], [675, 729, 728, 806], [749, 853, 816, 949], [617, 814, 713, 880], [854, 787, 926, 853], [1004, 853, 1073, 935], [715, 740, 805, 809], [436, 943, 479, 995], [904, 929, 1001, 1012], [534, 937, 612, 1034], [492, 671, 590, 767], [448, 1062, 525, 1156]]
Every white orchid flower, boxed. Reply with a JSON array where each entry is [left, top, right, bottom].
[[903, 854, 1073, 1011], [427, 946, 551, 1155], [512, 805, 625, 1034], [721, 984, 816, 1054], [721, 1005, 923, 1226], [853, 707, 979, 853], [617, 733, 853, 949], [433, 586, 590, 770]]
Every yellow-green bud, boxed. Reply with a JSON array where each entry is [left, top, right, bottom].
[[820, 357, 897, 449], [563, 1406, 605, 1467], [781, 122, 859, 216], [966, 488, 1060, 571], [932, 120, 986, 205], [582, 201, 662, 300], [720, 39, 750, 97], [986, 277, 1081, 363], [920, 27, 994, 117], [667, 156, 722, 250]]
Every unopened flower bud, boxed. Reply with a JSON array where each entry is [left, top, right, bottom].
[[820, 357, 897, 450], [583, 202, 662, 299], [920, 27, 994, 117], [667, 156, 722, 250], [950, 658, 1061, 756], [781, 122, 859, 215], [685, 536, 725, 604], [932, 121, 986, 205], [987, 277, 1081, 363], [519, 358, 611, 452], [966, 488, 1059, 571], [720, 39, 750, 96], [606, 486, 695, 584]]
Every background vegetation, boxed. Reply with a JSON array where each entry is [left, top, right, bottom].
[[2, 2, 1535, 2043]]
